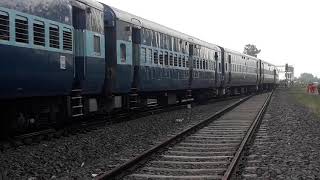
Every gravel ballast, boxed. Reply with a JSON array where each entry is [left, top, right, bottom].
[[240, 89, 320, 179], [0, 98, 239, 179]]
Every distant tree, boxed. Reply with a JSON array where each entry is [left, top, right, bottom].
[[299, 73, 316, 83], [243, 44, 261, 57]]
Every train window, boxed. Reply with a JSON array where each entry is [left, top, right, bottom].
[[0, 11, 10, 41], [63, 28, 73, 51], [183, 56, 186, 67], [93, 35, 101, 54], [49, 25, 60, 48], [225, 63, 228, 72], [169, 53, 173, 66], [159, 51, 163, 65], [206, 61, 208, 70], [15, 16, 29, 44], [196, 58, 200, 69], [141, 47, 146, 63], [174, 54, 178, 66], [181, 56, 184, 67], [218, 63, 221, 72], [178, 55, 182, 67], [147, 48, 152, 64], [164, 52, 169, 65], [33, 20, 45, 46], [153, 50, 158, 64], [120, 43, 126, 63], [193, 57, 196, 68], [186, 58, 189, 68], [202, 60, 206, 70]]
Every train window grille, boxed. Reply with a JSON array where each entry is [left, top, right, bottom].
[[186, 59, 189, 68], [182, 56, 186, 67], [147, 49, 152, 64], [93, 35, 101, 54], [63, 28, 73, 51], [141, 47, 146, 63], [196, 59, 200, 69], [164, 52, 169, 65], [0, 11, 10, 41], [120, 43, 126, 63], [159, 51, 164, 65], [178, 56, 182, 67], [15, 16, 29, 44], [174, 55, 178, 66], [33, 21, 45, 46], [49, 25, 60, 49], [202, 60, 206, 70], [153, 50, 158, 64], [169, 53, 173, 66], [193, 58, 196, 68]]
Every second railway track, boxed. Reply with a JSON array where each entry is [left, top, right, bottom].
[[98, 91, 273, 180]]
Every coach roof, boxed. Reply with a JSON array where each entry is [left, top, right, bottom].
[[109, 6, 220, 50]]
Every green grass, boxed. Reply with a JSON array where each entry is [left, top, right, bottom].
[[290, 87, 320, 117]]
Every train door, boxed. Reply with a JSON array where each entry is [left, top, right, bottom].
[[214, 52, 219, 86], [256, 61, 259, 84], [72, 6, 86, 86], [131, 25, 141, 89]]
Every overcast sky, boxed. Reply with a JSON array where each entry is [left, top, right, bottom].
[[99, 0, 320, 78]]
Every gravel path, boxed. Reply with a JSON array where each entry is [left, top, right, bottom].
[[239, 89, 320, 179], [0, 98, 239, 179]]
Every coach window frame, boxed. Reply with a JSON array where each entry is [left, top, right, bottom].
[[0, 10, 10, 41], [15, 15, 29, 44]]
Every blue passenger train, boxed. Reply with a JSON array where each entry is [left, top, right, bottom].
[[0, 0, 278, 134]]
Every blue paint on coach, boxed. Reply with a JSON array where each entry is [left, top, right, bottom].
[[138, 66, 189, 92], [0, 44, 73, 99]]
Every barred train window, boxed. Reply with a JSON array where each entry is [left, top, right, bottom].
[[159, 51, 163, 65], [153, 50, 158, 64], [147, 49, 152, 64], [0, 11, 9, 41], [169, 53, 173, 66], [15, 16, 29, 43], [164, 52, 168, 65], [93, 35, 100, 54], [49, 25, 59, 48], [120, 43, 126, 62], [141, 47, 146, 63], [33, 20, 45, 46], [182, 57, 186, 67], [174, 55, 178, 66], [63, 28, 72, 51]]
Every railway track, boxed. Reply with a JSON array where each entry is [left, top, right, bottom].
[[97, 91, 273, 179], [0, 95, 243, 150]]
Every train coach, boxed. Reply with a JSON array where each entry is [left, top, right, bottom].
[[0, 0, 278, 135]]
